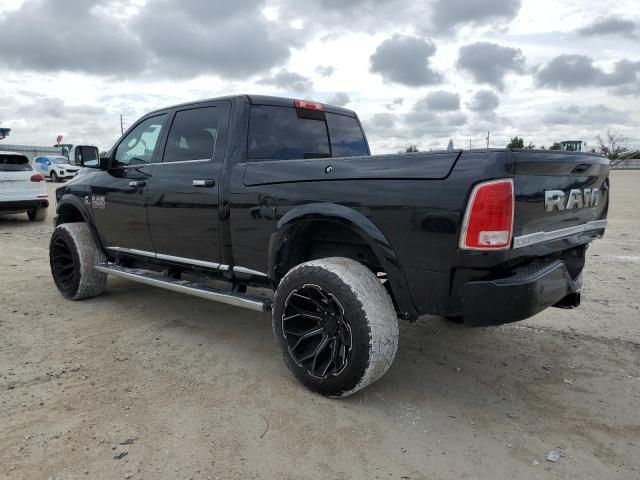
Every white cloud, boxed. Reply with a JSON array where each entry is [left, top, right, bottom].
[[0, 0, 638, 152]]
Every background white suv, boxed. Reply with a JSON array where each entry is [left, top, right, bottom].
[[34, 155, 80, 182], [0, 152, 48, 221]]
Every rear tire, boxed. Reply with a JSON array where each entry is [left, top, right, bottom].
[[272, 257, 399, 398], [49, 222, 107, 300], [50, 171, 58, 182], [27, 208, 47, 222]]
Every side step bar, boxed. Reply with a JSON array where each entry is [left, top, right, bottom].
[[95, 264, 272, 312]]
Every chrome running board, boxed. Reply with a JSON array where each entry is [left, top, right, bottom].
[[95, 264, 271, 312]]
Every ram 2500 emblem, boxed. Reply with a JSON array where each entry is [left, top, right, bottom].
[[544, 188, 599, 212]]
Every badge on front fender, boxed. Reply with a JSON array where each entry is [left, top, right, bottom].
[[91, 194, 106, 209]]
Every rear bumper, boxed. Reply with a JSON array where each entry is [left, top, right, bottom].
[[463, 259, 581, 327], [0, 199, 50, 212]]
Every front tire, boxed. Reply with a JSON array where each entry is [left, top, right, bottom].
[[273, 257, 399, 398], [27, 208, 47, 222], [50, 171, 58, 182], [49, 222, 107, 300]]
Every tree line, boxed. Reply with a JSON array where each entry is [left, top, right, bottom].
[[404, 129, 638, 164]]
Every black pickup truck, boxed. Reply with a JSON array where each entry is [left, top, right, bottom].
[[49, 95, 609, 397]]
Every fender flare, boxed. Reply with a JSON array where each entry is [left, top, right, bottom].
[[55, 194, 107, 255], [268, 203, 417, 319]]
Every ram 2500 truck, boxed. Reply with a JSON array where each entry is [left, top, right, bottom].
[[49, 95, 609, 397]]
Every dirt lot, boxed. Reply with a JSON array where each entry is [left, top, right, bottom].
[[1, 171, 639, 480]]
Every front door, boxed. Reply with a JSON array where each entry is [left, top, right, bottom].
[[146, 101, 231, 265], [91, 112, 168, 253]]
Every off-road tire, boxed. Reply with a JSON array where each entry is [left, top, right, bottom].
[[27, 208, 47, 222], [273, 257, 399, 398], [49, 222, 107, 300]]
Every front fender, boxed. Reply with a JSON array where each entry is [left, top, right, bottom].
[[268, 203, 417, 319], [55, 194, 107, 255]]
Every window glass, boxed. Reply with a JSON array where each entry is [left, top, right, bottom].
[[326, 113, 369, 157], [248, 105, 330, 160], [0, 154, 32, 171], [53, 157, 68, 165], [114, 114, 167, 166], [163, 107, 220, 162]]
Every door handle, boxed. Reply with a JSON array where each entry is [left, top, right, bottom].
[[128, 180, 146, 188], [193, 179, 215, 187]]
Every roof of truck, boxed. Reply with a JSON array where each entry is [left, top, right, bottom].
[[146, 94, 357, 118]]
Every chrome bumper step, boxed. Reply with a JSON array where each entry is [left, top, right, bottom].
[[95, 264, 271, 312]]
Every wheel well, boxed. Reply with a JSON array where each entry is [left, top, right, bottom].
[[274, 220, 394, 299], [56, 203, 85, 225]]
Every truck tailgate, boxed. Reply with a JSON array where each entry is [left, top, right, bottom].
[[511, 150, 609, 248]]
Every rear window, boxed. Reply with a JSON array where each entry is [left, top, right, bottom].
[[248, 105, 368, 160], [0, 154, 32, 172], [327, 113, 369, 157]]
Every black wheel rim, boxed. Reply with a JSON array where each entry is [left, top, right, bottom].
[[51, 236, 77, 290], [282, 284, 352, 379]]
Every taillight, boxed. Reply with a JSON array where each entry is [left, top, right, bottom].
[[459, 179, 514, 250], [30, 174, 45, 182], [294, 99, 325, 111]]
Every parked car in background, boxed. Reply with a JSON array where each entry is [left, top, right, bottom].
[[34, 155, 81, 182], [0, 151, 48, 221]]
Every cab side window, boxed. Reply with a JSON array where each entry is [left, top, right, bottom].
[[163, 107, 220, 163], [114, 114, 167, 167]]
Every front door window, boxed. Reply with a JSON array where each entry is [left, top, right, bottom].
[[114, 114, 167, 166]]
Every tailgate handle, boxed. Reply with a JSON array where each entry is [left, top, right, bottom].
[[571, 164, 591, 174]]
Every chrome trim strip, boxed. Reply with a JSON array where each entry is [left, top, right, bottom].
[[106, 247, 156, 258], [155, 252, 222, 269], [152, 159, 210, 166], [512, 220, 608, 249], [232, 265, 268, 277], [107, 248, 267, 276], [95, 265, 269, 312], [120, 159, 210, 169]]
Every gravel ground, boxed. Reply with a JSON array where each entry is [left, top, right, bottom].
[[1, 171, 639, 480]]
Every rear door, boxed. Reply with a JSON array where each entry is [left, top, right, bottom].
[[91, 112, 169, 253], [512, 150, 609, 248], [146, 101, 231, 265]]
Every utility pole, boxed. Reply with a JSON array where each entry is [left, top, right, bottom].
[[469, 139, 472, 149], [486, 131, 490, 148], [120, 115, 125, 135]]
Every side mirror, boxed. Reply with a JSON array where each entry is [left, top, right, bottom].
[[75, 146, 102, 169]]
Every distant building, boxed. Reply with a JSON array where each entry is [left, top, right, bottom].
[[560, 140, 582, 152], [0, 128, 10, 140], [0, 143, 64, 161]]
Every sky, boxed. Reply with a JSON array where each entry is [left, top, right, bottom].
[[0, 0, 639, 153]]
